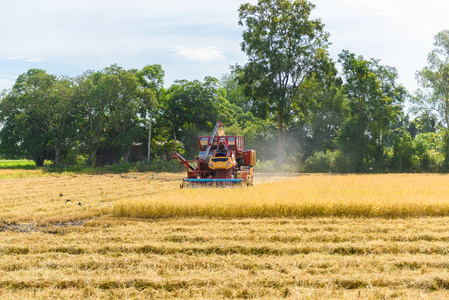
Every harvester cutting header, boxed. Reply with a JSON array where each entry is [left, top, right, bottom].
[[172, 121, 256, 188]]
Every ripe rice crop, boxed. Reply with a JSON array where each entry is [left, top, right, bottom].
[[114, 174, 449, 219]]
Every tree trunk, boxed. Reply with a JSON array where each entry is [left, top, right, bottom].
[[174, 130, 177, 153], [444, 129, 449, 169], [88, 150, 96, 167], [54, 145, 62, 165], [147, 111, 152, 162], [35, 156, 45, 167], [123, 148, 131, 162], [277, 113, 286, 166]]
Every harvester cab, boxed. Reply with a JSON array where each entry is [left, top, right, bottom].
[[172, 121, 256, 188]]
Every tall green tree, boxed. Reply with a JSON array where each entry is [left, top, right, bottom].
[[414, 30, 449, 167], [0, 69, 58, 165], [75, 70, 111, 166], [337, 51, 404, 171], [238, 0, 329, 164], [37, 77, 76, 164], [102, 65, 144, 162], [161, 77, 238, 154], [76, 65, 151, 165], [221, 71, 269, 120], [138, 64, 165, 161], [300, 58, 346, 158]]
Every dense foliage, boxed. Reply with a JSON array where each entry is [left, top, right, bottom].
[[0, 0, 448, 173]]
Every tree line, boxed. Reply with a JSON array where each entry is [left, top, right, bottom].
[[1, 0, 449, 173]]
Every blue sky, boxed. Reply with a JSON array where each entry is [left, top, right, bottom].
[[1, 0, 448, 94]]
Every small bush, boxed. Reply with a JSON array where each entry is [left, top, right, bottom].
[[61, 152, 86, 166], [256, 159, 277, 173], [304, 150, 335, 173], [256, 158, 302, 173], [421, 149, 444, 172]]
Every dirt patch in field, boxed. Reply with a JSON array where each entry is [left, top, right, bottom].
[[0, 221, 85, 234]]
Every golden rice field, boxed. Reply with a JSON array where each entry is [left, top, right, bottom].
[[115, 173, 449, 219], [2, 172, 449, 298]]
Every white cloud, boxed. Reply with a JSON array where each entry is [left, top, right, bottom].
[[173, 46, 226, 62], [328, 0, 404, 20], [7, 56, 30, 60], [25, 57, 43, 62], [7, 56, 43, 62]]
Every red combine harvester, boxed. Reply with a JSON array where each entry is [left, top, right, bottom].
[[172, 121, 256, 188]]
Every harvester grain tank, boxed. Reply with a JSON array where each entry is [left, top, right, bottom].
[[172, 121, 256, 188]]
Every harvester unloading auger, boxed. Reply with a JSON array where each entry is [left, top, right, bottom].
[[172, 121, 256, 188]]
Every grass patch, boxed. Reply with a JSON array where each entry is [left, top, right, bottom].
[[0, 160, 36, 169]]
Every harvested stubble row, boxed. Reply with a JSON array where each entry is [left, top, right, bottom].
[[2, 218, 449, 299], [0, 172, 182, 224]]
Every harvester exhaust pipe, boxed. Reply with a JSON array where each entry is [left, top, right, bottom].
[[201, 121, 222, 160]]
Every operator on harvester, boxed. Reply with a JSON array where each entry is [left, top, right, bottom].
[[216, 141, 228, 157]]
